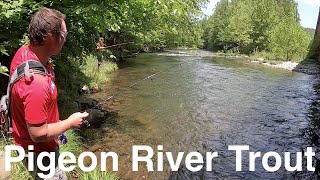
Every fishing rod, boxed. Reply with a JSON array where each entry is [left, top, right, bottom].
[[97, 42, 134, 50]]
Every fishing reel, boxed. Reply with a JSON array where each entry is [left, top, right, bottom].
[[81, 119, 90, 128]]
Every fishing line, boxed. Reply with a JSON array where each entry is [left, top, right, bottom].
[[100, 59, 200, 123], [91, 60, 194, 109], [81, 57, 202, 127]]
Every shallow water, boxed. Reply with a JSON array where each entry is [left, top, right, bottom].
[[89, 52, 320, 179]]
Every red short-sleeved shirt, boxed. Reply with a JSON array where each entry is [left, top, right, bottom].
[[10, 45, 59, 152]]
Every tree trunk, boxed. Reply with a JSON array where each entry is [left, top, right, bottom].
[[316, 7, 320, 61], [316, 7, 320, 38]]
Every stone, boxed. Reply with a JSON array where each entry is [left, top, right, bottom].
[[83, 108, 109, 128], [76, 97, 100, 110]]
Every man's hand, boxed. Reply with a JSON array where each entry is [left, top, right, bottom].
[[66, 112, 89, 128], [27, 111, 89, 143], [96, 46, 106, 50]]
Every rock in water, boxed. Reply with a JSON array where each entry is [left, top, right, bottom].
[[84, 108, 109, 128], [77, 97, 100, 110]]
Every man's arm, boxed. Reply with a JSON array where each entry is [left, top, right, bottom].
[[22, 75, 89, 143], [96, 42, 106, 50], [27, 112, 88, 143]]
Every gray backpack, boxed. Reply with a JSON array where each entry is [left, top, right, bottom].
[[0, 60, 48, 137]]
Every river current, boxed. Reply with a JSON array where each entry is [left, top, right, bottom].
[[88, 51, 320, 180]]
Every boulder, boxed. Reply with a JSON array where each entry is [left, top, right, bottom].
[[76, 97, 100, 110], [83, 108, 109, 128]]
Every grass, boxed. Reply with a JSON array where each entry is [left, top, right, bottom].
[[3, 128, 119, 180], [80, 54, 118, 90], [77, 169, 119, 180], [0, 136, 33, 180]]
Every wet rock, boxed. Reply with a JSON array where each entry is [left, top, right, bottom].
[[316, 158, 320, 175], [311, 133, 320, 146], [84, 108, 109, 128], [80, 85, 98, 94], [293, 63, 320, 75], [64, 101, 80, 112], [76, 97, 100, 110], [81, 85, 90, 94]]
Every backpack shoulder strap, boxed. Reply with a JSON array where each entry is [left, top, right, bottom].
[[7, 60, 48, 101], [0, 60, 49, 136], [9, 60, 48, 86], [2, 60, 48, 111]]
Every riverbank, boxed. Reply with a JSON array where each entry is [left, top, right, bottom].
[[251, 58, 320, 74], [158, 49, 319, 74]]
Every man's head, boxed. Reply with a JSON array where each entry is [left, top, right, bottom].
[[28, 7, 67, 55], [98, 37, 104, 43]]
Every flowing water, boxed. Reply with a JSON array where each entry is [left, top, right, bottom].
[[88, 51, 320, 179]]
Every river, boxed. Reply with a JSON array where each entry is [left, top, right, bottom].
[[87, 51, 320, 179]]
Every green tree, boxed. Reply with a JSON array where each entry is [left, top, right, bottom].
[[268, 20, 311, 61], [205, 0, 230, 50], [202, 0, 311, 61], [220, 0, 253, 53]]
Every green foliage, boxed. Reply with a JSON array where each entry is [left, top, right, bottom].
[[0, 0, 207, 57], [60, 130, 119, 180], [0, 63, 9, 76], [221, 0, 253, 53], [267, 20, 311, 61], [203, 0, 230, 50], [305, 28, 315, 38], [78, 169, 119, 180], [0, 0, 207, 100], [11, 161, 33, 180], [202, 0, 311, 61], [60, 130, 83, 156]]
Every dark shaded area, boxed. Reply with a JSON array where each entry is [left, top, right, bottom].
[[293, 58, 320, 75], [306, 36, 320, 63], [300, 74, 320, 178], [305, 7, 320, 63], [169, 164, 205, 180], [0, 55, 13, 95]]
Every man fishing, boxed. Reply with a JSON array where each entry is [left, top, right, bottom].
[[9, 7, 88, 179], [96, 37, 107, 71]]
